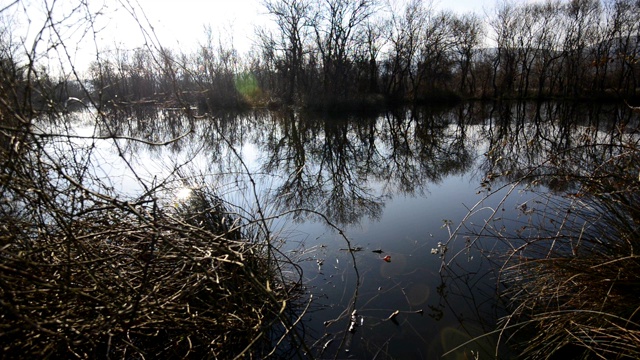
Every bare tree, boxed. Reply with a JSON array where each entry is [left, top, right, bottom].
[[602, 0, 640, 96], [312, 0, 379, 101], [560, 0, 601, 97], [490, 0, 519, 97], [361, 19, 386, 94], [262, 0, 313, 103], [529, 1, 564, 99], [416, 11, 456, 97], [451, 13, 484, 96], [383, 0, 429, 100]]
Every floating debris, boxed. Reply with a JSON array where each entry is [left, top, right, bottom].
[[383, 255, 391, 262], [431, 242, 447, 256], [348, 309, 359, 333], [385, 310, 400, 321], [322, 339, 333, 352], [323, 319, 337, 327], [340, 246, 363, 252], [383, 310, 401, 325]]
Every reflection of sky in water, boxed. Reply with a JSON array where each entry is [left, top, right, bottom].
[[297, 164, 528, 358], [37, 103, 632, 358], [47, 118, 507, 358]]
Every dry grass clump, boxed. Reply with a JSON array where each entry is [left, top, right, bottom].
[[498, 145, 640, 359], [0, 120, 303, 358]]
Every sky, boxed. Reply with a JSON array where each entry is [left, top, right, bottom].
[[125, 0, 497, 52], [101, 0, 502, 54], [122, 0, 557, 52], [0, 0, 557, 71]]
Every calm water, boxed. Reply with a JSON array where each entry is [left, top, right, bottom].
[[47, 101, 639, 359]]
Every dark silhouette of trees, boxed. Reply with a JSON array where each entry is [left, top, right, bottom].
[[560, 0, 601, 98], [415, 11, 457, 99], [481, 0, 638, 101], [383, 0, 427, 101], [451, 13, 484, 96], [261, 0, 312, 103], [602, 0, 640, 96], [35, 0, 638, 111], [311, 0, 380, 105]]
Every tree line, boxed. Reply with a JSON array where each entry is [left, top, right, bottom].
[[4, 0, 640, 113]]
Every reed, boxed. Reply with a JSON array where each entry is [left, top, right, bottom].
[[441, 137, 640, 359], [497, 145, 640, 359]]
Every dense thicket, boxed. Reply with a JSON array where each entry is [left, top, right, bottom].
[[0, 2, 307, 358], [80, 0, 640, 111]]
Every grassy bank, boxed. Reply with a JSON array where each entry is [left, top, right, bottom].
[[498, 144, 640, 359], [439, 113, 640, 358]]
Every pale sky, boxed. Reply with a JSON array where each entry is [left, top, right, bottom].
[[0, 0, 559, 71], [113, 0, 500, 53], [124, 0, 556, 52]]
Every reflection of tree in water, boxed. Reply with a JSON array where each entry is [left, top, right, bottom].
[[63, 102, 638, 228], [259, 107, 474, 225], [376, 108, 472, 194], [435, 101, 640, 359], [426, 243, 509, 359], [85, 107, 268, 177], [45, 101, 639, 357], [260, 110, 385, 224], [70, 104, 476, 225], [477, 101, 640, 193]]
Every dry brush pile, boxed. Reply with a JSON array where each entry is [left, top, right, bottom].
[[0, 110, 305, 359]]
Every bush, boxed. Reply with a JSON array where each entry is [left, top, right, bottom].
[[0, 111, 304, 358]]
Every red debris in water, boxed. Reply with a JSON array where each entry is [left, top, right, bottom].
[[383, 255, 391, 262]]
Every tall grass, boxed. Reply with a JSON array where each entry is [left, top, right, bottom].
[[496, 143, 640, 359], [440, 118, 640, 359]]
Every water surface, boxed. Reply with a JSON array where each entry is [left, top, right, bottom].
[[48, 101, 639, 358]]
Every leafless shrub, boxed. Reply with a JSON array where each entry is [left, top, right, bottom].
[[0, 2, 308, 358]]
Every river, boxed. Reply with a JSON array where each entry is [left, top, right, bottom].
[[43, 101, 639, 359]]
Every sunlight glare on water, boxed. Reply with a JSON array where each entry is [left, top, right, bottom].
[[175, 187, 193, 202], [47, 101, 638, 359]]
